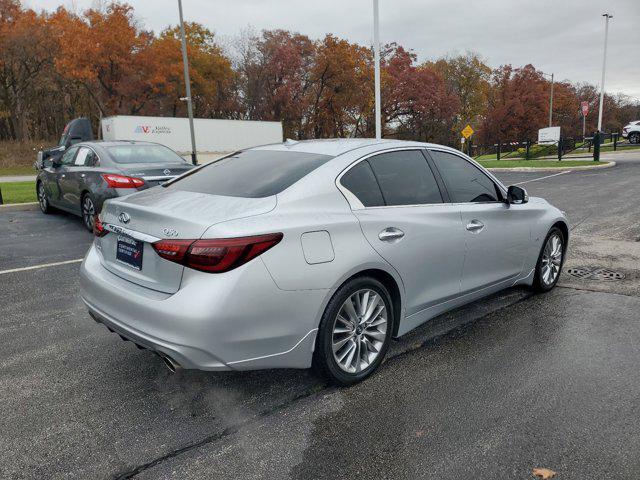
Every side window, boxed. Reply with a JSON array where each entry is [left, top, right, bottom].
[[85, 149, 99, 167], [430, 150, 501, 203], [60, 146, 79, 166], [340, 161, 385, 207], [74, 147, 91, 166], [86, 150, 98, 166], [368, 150, 443, 206]]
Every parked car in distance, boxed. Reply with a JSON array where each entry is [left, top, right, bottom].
[[36, 140, 195, 231], [622, 120, 640, 144], [80, 139, 568, 385]]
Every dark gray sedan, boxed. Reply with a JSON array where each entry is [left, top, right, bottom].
[[36, 140, 195, 231]]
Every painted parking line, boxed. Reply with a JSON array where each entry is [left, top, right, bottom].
[[0, 258, 83, 275], [515, 170, 571, 185]]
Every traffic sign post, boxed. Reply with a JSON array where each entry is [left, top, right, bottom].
[[461, 124, 474, 139], [461, 125, 474, 157], [581, 101, 589, 139], [581, 101, 589, 116]]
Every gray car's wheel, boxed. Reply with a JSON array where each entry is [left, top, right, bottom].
[[81, 193, 96, 232], [629, 132, 640, 144], [37, 181, 51, 214], [313, 276, 394, 385], [533, 227, 565, 292]]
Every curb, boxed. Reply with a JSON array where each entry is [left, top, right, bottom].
[[0, 202, 39, 212], [487, 161, 616, 173]]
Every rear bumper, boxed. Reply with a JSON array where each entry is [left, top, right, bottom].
[[84, 298, 226, 370], [79, 243, 326, 371]]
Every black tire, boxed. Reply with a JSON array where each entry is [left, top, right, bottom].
[[629, 132, 640, 145], [313, 276, 394, 386], [37, 181, 52, 214], [80, 193, 96, 232], [533, 227, 565, 292]]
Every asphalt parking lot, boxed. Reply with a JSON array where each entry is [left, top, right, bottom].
[[1, 150, 640, 479]]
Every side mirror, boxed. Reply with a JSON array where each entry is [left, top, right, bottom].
[[507, 185, 528, 204], [51, 157, 62, 168]]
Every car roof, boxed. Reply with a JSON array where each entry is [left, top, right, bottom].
[[251, 138, 451, 157]]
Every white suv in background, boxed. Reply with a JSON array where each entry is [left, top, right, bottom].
[[622, 120, 640, 144]]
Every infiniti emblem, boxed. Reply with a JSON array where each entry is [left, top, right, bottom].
[[118, 212, 131, 224], [163, 169, 171, 175]]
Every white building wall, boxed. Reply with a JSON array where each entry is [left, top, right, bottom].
[[101, 115, 283, 153]]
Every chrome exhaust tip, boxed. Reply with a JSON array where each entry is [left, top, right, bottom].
[[156, 352, 181, 373]]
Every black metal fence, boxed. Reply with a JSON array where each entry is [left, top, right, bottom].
[[470, 131, 636, 162], [600, 132, 638, 151]]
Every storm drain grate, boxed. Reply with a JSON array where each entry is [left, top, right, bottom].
[[566, 267, 625, 281]]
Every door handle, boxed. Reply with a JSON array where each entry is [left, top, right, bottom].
[[466, 220, 485, 233], [80, 174, 86, 178], [378, 227, 405, 242], [60, 174, 66, 178]]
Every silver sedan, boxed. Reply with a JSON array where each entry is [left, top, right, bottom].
[[80, 139, 568, 385]]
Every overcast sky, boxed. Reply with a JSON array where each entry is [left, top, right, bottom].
[[26, 0, 640, 100]]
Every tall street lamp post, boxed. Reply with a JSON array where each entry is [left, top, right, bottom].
[[597, 13, 613, 133], [373, 0, 381, 140], [542, 72, 554, 127], [178, 0, 198, 165]]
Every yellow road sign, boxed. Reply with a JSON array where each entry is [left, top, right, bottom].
[[461, 124, 474, 139]]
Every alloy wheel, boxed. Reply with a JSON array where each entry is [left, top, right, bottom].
[[82, 196, 95, 230], [331, 289, 388, 374], [541, 233, 563, 286], [38, 183, 48, 212]]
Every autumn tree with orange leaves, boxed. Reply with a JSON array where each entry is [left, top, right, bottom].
[[0, 0, 638, 145], [52, 4, 173, 116], [152, 23, 237, 119]]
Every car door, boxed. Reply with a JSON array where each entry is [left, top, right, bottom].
[[428, 149, 530, 294], [339, 148, 466, 322], [52, 145, 80, 210], [58, 146, 94, 211]]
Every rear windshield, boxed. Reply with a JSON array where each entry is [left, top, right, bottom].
[[106, 144, 188, 164], [167, 149, 333, 198]]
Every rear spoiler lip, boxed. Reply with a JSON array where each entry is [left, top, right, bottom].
[[141, 175, 179, 182]]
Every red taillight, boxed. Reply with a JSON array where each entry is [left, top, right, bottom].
[[93, 215, 108, 237], [102, 173, 145, 188], [152, 239, 193, 263], [152, 233, 283, 273]]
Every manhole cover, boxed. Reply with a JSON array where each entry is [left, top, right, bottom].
[[566, 267, 625, 281]]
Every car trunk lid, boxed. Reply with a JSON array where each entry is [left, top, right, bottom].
[[118, 162, 194, 188], [97, 188, 276, 293]]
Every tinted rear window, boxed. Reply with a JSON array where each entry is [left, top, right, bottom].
[[340, 161, 385, 207], [168, 150, 332, 198], [107, 145, 188, 164], [368, 150, 443, 205]]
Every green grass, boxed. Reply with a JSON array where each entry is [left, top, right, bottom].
[[0, 166, 36, 176], [474, 153, 500, 160], [477, 160, 606, 169], [0, 181, 37, 204], [600, 144, 640, 153]]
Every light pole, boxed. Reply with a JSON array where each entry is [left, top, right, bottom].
[[542, 72, 554, 127], [178, 0, 197, 165], [373, 0, 381, 140], [597, 13, 613, 133]]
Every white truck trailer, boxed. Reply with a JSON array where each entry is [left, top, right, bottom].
[[100, 115, 283, 154]]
